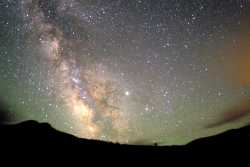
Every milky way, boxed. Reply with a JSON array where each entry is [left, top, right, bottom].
[[1, 0, 250, 145], [19, 0, 132, 142]]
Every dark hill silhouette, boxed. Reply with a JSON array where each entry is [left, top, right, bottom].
[[0, 120, 250, 164]]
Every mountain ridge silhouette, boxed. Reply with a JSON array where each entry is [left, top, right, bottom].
[[0, 120, 250, 163]]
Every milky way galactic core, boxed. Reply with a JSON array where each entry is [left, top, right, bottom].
[[0, 0, 250, 145]]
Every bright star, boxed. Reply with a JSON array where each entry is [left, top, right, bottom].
[[125, 91, 130, 96]]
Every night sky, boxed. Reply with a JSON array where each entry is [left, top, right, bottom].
[[1, 0, 250, 145]]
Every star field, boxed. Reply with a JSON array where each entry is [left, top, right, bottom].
[[0, 0, 250, 145]]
